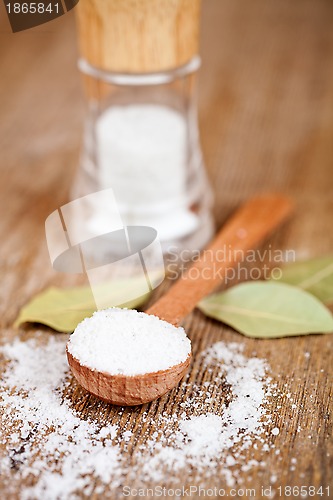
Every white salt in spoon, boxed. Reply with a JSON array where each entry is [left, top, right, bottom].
[[67, 195, 293, 405]]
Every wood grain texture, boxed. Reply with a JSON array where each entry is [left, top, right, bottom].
[[0, 0, 333, 497]]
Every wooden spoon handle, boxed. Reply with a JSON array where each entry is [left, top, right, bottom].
[[146, 194, 293, 325]]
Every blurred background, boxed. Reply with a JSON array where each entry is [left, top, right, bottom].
[[0, 0, 332, 289]]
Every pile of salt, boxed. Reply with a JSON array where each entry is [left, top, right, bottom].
[[67, 308, 191, 375], [95, 104, 199, 240]]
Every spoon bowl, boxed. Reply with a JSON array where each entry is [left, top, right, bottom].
[[67, 348, 191, 405]]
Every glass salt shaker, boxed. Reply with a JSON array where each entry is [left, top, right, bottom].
[[71, 0, 214, 257]]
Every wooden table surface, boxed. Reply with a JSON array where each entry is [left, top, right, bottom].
[[0, 0, 332, 498]]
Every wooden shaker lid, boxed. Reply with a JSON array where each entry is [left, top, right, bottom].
[[76, 0, 201, 73]]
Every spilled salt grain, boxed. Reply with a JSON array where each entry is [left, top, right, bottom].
[[0, 336, 123, 498], [1, 334, 279, 498], [271, 427, 280, 436], [67, 308, 191, 375]]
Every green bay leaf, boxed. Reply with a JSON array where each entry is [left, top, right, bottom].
[[198, 282, 333, 338], [14, 274, 158, 333], [273, 255, 333, 304]]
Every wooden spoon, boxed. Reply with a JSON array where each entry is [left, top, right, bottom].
[[67, 194, 293, 406]]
